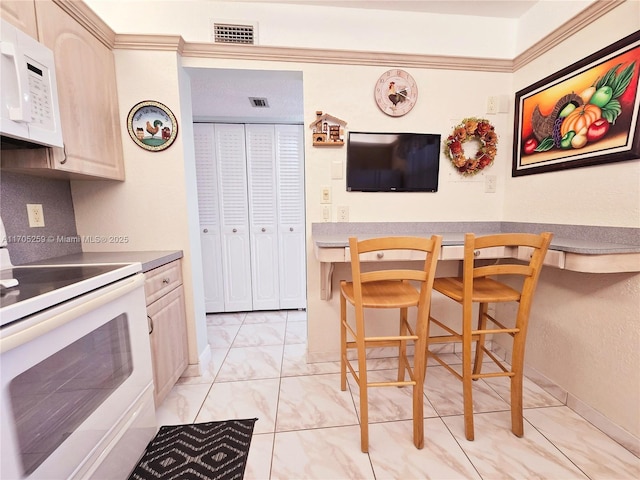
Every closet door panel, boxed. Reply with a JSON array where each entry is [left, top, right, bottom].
[[194, 123, 225, 313], [276, 125, 307, 309], [215, 124, 252, 312], [246, 124, 279, 310]]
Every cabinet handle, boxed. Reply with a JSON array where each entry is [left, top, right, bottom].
[[59, 144, 68, 164], [261, 227, 266, 232], [290, 227, 294, 232], [474, 250, 481, 257], [162, 278, 170, 284], [148, 315, 154, 334], [233, 228, 237, 233], [376, 252, 384, 259], [203, 228, 208, 233]]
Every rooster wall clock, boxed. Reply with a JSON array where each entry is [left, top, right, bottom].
[[127, 100, 178, 151], [374, 69, 418, 117]]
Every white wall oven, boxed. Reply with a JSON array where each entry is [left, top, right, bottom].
[[1, 260, 156, 479]]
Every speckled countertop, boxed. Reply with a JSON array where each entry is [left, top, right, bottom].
[[24, 251, 183, 273], [312, 222, 640, 255]]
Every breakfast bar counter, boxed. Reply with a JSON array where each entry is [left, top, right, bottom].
[[312, 222, 640, 300]]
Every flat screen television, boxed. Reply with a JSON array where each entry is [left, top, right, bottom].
[[346, 131, 441, 192]]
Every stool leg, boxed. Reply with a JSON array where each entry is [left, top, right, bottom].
[[462, 342, 475, 441], [473, 303, 489, 375], [511, 328, 526, 437], [398, 307, 408, 382], [462, 304, 475, 441], [357, 348, 369, 452], [413, 337, 426, 449], [340, 292, 347, 391]]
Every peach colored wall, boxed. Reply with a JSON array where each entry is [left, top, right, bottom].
[[75, 0, 639, 440], [503, 0, 640, 439]]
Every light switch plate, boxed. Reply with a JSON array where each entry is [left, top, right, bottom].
[[322, 205, 331, 221], [485, 175, 497, 193], [331, 160, 343, 179], [321, 185, 331, 204]]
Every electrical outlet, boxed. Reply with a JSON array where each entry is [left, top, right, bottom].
[[485, 175, 497, 193], [321, 185, 331, 203], [337, 206, 349, 222], [27, 204, 45, 227], [486, 96, 498, 114]]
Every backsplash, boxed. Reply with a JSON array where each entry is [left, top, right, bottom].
[[0, 172, 81, 265]]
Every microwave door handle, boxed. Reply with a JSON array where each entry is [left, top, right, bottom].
[[1, 41, 31, 122]]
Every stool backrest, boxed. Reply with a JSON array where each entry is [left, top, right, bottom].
[[462, 232, 553, 314]]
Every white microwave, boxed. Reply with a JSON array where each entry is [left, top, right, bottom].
[[0, 19, 63, 148]]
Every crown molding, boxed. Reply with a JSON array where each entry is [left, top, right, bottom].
[[70, 0, 623, 73], [114, 34, 185, 53], [181, 42, 514, 72], [513, 0, 625, 71]]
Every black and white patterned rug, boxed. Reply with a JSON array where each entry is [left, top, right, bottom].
[[128, 418, 257, 480]]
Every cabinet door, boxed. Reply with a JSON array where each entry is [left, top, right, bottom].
[[148, 286, 189, 407], [0, 0, 37, 38], [215, 124, 252, 312], [246, 124, 279, 310], [194, 123, 225, 312], [276, 125, 307, 309], [34, 1, 124, 180]]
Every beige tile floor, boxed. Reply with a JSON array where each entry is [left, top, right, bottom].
[[156, 310, 640, 479]]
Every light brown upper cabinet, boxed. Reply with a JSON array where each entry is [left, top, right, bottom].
[[1, 0, 125, 180]]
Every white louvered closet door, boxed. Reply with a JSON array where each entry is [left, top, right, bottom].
[[215, 124, 253, 312], [276, 125, 307, 309], [245, 124, 280, 310], [193, 123, 225, 312]]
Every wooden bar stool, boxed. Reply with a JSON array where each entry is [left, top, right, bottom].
[[427, 232, 552, 441], [340, 235, 442, 452]]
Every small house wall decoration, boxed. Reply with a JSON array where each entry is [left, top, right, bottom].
[[309, 111, 347, 146]]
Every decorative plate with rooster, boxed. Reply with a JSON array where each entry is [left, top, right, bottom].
[[127, 100, 178, 151]]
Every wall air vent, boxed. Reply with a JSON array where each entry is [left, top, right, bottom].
[[249, 97, 269, 108], [212, 22, 257, 44]]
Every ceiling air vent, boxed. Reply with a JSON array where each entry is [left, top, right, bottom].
[[249, 97, 269, 108], [213, 22, 256, 45]]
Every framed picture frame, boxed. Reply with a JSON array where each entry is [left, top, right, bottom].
[[512, 31, 640, 177], [127, 100, 178, 152]]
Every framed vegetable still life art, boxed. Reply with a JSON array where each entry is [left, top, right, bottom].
[[512, 31, 640, 177]]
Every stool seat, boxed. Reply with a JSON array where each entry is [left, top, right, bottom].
[[433, 276, 522, 303]]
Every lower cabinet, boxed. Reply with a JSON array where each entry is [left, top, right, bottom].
[[144, 260, 188, 407]]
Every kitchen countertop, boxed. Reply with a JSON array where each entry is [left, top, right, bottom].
[[312, 222, 640, 254], [311, 222, 640, 299], [24, 251, 183, 273], [313, 233, 640, 254]]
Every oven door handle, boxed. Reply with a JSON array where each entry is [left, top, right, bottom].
[[1, 274, 145, 353]]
